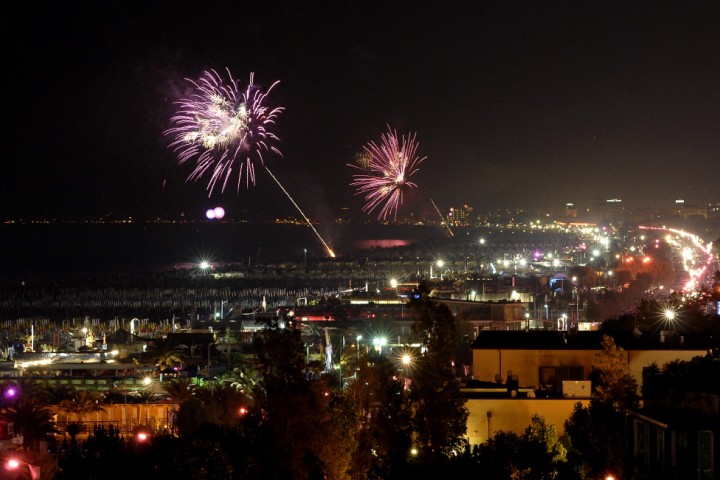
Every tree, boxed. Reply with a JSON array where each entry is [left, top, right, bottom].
[[516, 415, 570, 480], [563, 335, 637, 479], [2, 398, 56, 452], [563, 400, 626, 479], [346, 352, 412, 479], [57, 389, 106, 449], [476, 430, 521, 479], [408, 283, 469, 464], [146, 337, 187, 374], [60, 390, 106, 422], [0, 380, 56, 451], [249, 319, 354, 479], [162, 377, 198, 405], [591, 335, 639, 410]]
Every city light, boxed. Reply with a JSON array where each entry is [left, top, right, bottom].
[[373, 337, 388, 353], [5, 458, 40, 480]]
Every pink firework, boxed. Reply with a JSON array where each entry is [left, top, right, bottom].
[[349, 127, 426, 220], [164, 69, 283, 195]]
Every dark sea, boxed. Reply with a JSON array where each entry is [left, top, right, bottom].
[[0, 222, 446, 283]]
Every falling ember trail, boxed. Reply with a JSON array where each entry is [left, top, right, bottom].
[[264, 166, 336, 258], [431, 198, 454, 237]]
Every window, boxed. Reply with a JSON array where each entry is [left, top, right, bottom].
[[538, 366, 584, 391]]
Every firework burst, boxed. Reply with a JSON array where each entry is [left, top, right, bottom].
[[165, 69, 336, 257], [349, 127, 426, 221], [164, 69, 283, 195]]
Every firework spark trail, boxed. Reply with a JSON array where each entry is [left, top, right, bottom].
[[349, 127, 426, 221], [264, 165, 336, 258], [164, 69, 283, 195], [165, 69, 336, 257], [430, 198, 454, 237]]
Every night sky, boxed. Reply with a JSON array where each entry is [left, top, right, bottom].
[[4, 1, 720, 222]]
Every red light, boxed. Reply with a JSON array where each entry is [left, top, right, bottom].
[[6, 459, 20, 469], [238, 407, 248, 415], [136, 432, 149, 442]]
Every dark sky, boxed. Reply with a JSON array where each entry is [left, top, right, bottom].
[[4, 0, 720, 222]]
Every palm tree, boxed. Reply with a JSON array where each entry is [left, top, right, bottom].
[[134, 388, 159, 404], [42, 383, 77, 405], [1, 396, 56, 451], [58, 390, 106, 451], [62, 420, 86, 451], [162, 377, 198, 405], [60, 390, 106, 423], [146, 337, 187, 378], [0, 379, 56, 452]]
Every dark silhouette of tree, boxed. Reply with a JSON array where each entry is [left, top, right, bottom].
[[1, 379, 56, 451], [563, 400, 626, 479], [42, 383, 76, 404], [162, 377, 198, 405], [60, 390, 106, 422], [251, 319, 354, 479], [408, 283, 469, 463], [563, 335, 637, 479], [346, 352, 412, 479], [146, 337, 187, 373], [2, 396, 56, 452], [476, 430, 521, 479], [62, 420, 86, 451]]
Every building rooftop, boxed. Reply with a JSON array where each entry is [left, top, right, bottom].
[[470, 329, 714, 351]]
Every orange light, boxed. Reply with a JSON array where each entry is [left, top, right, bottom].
[[136, 432, 149, 442], [238, 407, 248, 416], [643, 256, 651, 263]]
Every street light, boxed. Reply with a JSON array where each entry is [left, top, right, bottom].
[[373, 337, 387, 354], [5, 458, 41, 480]]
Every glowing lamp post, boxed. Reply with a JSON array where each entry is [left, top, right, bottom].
[[5, 458, 40, 480], [373, 337, 387, 354], [400, 352, 414, 390]]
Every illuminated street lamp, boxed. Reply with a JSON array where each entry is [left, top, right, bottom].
[[436, 260, 445, 281], [401, 353, 412, 366], [398, 351, 414, 390], [5, 458, 41, 480], [373, 337, 387, 354]]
